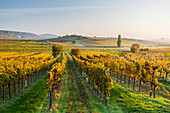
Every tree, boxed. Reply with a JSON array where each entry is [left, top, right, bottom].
[[117, 34, 121, 47], [131, 43, 140, 53], [70, 48, 81, 57], [52, 45, 63, 57], [72, 40, 76, 44]]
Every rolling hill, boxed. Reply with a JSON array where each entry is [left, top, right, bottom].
[[43, 35, 169, 47], [0, 30, 58, 39]]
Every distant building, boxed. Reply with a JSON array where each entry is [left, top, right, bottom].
[[18, 35, 21, 38]]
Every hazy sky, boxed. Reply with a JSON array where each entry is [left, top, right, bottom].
[[0, 0, 170, 40]]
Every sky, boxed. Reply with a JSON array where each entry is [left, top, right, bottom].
[[0, 0, 170, 41]]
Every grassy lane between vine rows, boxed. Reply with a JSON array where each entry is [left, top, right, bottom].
[[68, 59, 113, 112], [0, 69, 47, 110], [47, 57, 70, 113], [36, 59, 68, 113], [0, 73, 49, 113], [67, 60, 79, 112], [75, 68, 124, 112], [35, 53, 66, 113], [56, 60, 69, 112], [109, 73, 170, 112], [109, 81, 170, 112]]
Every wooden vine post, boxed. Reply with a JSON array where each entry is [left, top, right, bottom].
[[3, 84, 5, 102]]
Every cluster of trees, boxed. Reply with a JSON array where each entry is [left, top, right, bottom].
[[52, 45, 81, 58], [52, 45, 63, 57], [70, 48, 81, 57], [131, 43, 140, 53], [117, 34, 150, 53]]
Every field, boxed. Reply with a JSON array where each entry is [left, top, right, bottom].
[[39, 35, 168, 47], [0, 40, 170, 113]]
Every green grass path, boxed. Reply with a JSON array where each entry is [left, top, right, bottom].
[[109, 82, 170, 113], [0, 73, 49, 113], [66, 59, 119, 112], [76, 40, 85, 47]]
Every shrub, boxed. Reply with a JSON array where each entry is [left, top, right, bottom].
[[70, 48, 81, 57], [142, 52, 147, 55], [164, 52, 170, 57], [72, 40, 76, 44], [131, 43, 140, 53], [140, 48, 149, 51], [52, 45, 63, 57]]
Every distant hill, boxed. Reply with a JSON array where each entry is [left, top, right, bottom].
[[0, 30, 58, 39], [154, 38, 170, 43], [39, 34, 58, 39]]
